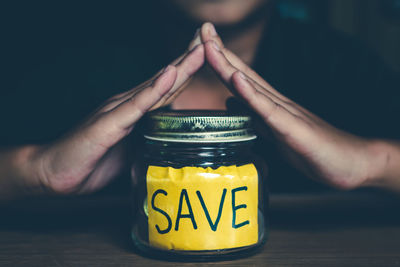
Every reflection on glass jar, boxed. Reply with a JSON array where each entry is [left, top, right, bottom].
[[131, 110, 268, 261]]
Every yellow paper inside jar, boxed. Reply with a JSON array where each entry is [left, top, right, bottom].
[[146, 164, 258, 251]]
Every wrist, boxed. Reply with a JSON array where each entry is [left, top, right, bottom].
[[10, 145, 47, 197]]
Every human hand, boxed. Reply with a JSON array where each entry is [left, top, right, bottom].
[[200, 22, 377, 190], [25, 31, 205, 195]]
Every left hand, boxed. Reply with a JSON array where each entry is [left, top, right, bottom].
[[200, 22, 378, 190]]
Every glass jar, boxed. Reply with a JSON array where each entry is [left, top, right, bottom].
[[131, 110, 268, 261]]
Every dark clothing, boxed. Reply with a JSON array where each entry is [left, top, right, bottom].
[[1, 5, 399, 193]]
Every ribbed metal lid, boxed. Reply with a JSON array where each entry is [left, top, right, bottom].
[[144, 110, 257, 143]]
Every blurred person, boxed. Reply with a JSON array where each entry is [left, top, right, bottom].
[[0, 0, 400, 202]]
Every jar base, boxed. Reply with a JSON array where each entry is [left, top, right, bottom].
[[131, 230, 268, 262]]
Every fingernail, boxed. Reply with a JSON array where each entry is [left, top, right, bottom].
[[191, 37, 202, 51], [212, 41, 221, 51], [208, 23, 217, 36], [239, 71, 247, 80], [188, 28, 201, 51], [193, 28, 200, 39]]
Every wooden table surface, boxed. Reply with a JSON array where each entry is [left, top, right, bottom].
[[1, 191, 400, 267]]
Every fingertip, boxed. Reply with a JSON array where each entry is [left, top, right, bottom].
[[188, 28, 202, 50], [205, 22, 217, 36], [201, 22, 215, 42], [236, 70, 248, 81], [232, 70, 245, 86], [201, 22, 224, 49], [200, 23, 208, 41], [193, 27, 200, 39]]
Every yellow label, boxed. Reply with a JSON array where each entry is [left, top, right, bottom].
[[146, 164, 258, 251]]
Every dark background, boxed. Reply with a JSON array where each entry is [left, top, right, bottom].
[[1, 0, 400, 88], [0, 0, 399, 195], [1, 0, 399, 88]]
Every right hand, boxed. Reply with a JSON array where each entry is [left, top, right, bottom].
[[201, 22, 378, 190], [24, 30, 204, 195]]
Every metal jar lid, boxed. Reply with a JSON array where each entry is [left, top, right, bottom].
[[144, 110, 257, 143]]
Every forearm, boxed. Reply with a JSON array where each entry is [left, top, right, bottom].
[[0, 146, 43, 202], [365, 140, 400, 192]]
